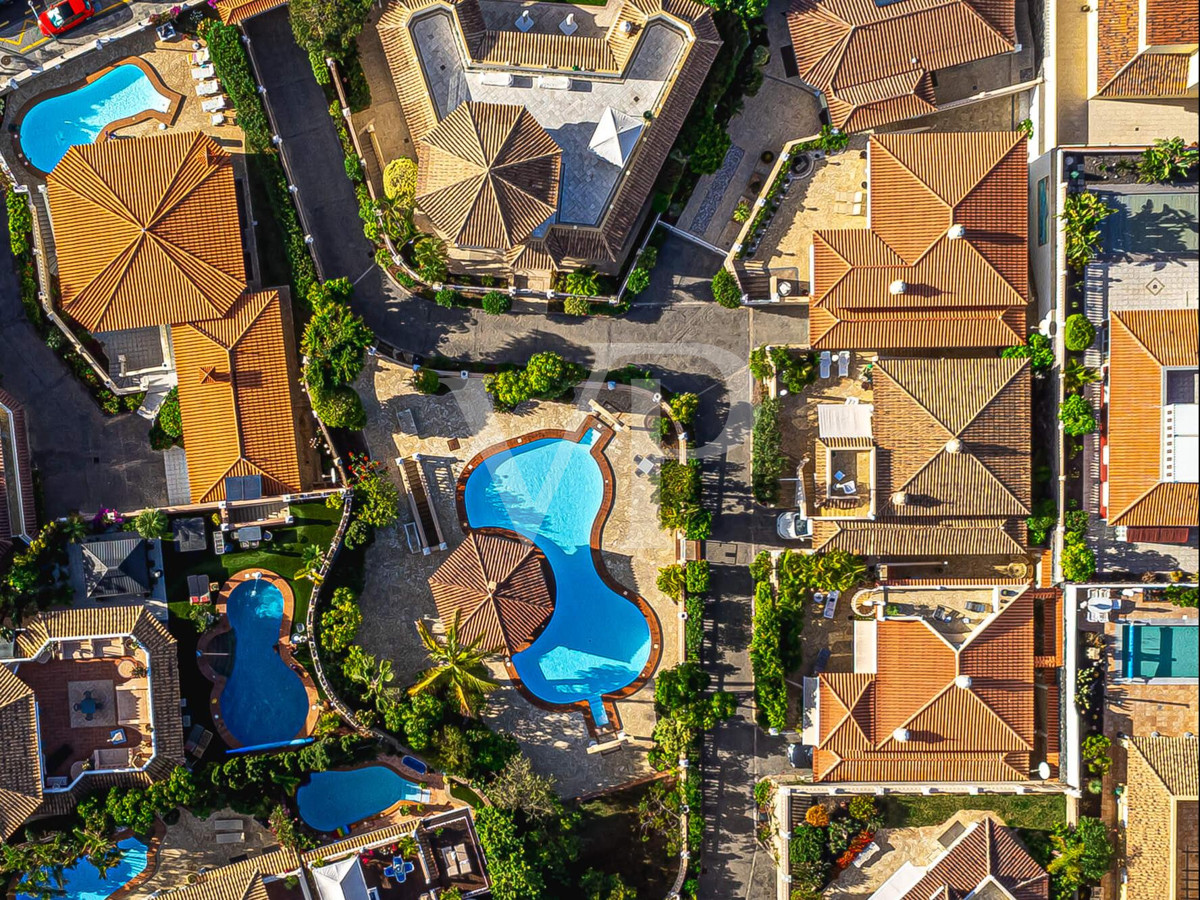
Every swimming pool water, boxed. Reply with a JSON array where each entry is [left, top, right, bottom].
[[19, 64, 173, 173], [17, 836, 147, 900], [219, 579, 309, 747], [1124, 624, 1199, 679], [297, 766, 428, 832], [462, 434, 652, 709]]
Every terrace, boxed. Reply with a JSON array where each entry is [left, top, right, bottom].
[[853, 586, 1018, 643]]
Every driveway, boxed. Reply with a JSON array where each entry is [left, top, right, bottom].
[[0, 204, 166, 519]]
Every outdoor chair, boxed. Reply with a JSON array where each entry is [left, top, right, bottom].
[[819, 351, 832, 379], [201, 96, 228, 113], [933, 605, 953, 623], [837, 350, 850, 377], [211, 112, 226, 127], [838, 480, 856, 495], [191, 64, 215, 80], [196, 80, 221, 97], [191, 47, 210, 65]]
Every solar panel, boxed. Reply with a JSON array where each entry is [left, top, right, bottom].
[[223, 475, 263, 501]]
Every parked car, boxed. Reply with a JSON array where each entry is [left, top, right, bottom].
[[36, 0, 95, 36]]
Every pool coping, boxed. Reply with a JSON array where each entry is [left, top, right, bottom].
[[454, 415, 664, 740], [296, 756, 444, 836], [11, 56, 186, 177], [1116, 620, 1200, 683], [196, 568, 321, 750]]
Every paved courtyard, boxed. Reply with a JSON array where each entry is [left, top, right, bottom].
[[355, 356, 679, 795]]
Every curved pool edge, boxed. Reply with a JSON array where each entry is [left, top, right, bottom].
[[196, 568, 321, 750], [454, 415, 664, 738], [296, 757, 441, 834], [11, 56, 185, 177], [105, 824, 166, 900]]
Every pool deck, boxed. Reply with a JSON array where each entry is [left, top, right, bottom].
[[356, 357, 679, 796], [196, 568, 321, 750]]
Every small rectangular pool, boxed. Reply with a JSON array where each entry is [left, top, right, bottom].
[[1122, 624, 1199, 680], [1098, 188, 1200, 254]]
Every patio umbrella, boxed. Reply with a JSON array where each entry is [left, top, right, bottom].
[[428, 529, 555, 657]]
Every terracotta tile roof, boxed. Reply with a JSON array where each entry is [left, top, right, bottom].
[[1096, 0, 1198, 96], [1125, 737, 1200, 900], [786, 0, 1015, 130], [215, 0, 287, 24], [1146, 0, 1198, 44], [0, 387, 37, 551], [811, 519, 1027, 556], [814, 591, 1037, 782], [46, 131, 245, 333], [300, 819, 423, 862], [810, 133, 1028, 350], [899, 818, 1049, 900], [428, 529, 555, 655], [1099, 52, 1194, 96], [170, 291, 303, 504], [1105, 310, 1199, 528], [416, 103, 562, 251], [378, 0, 719, 271], [168, 849, 302, 900], [0, 665, 41, 840]]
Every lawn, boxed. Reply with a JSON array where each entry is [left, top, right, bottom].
[[163, 500, 341, 627], [569, 780, 675, 896], [881, 794, 1067, 831]]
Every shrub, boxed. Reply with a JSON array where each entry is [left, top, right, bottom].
[[1165, 584, 1199, 608], [752, 398, 783, 503], [1064, 509, 1089, 537], [308, 49, 331, 84], [320, 587, 361, 653], [1062, 192, 1116, 272], [751, 581, 788, 731], [733, 200, 751, 223], [312, 384, 367, 430], [412, 368, 440, 394], [669, 392, 700, 427], [343, 154, 363, 183], [352, 468, 399, 528], [6, 190, 32, 257], [563, 296, 591, 316], [655, 459, 702, 530], [1059, 393, 1097, 435], [691, 117, 732, 175], [625, 266, 651, 295], [1064, 314, 1096, 351], [657, 564, 686, 601], [484, 370, 528, 411], [562, 269, 600, 296], [435, 287, 460, 309], [712, 267, 742, 309], [685, 560, 710, 596], [848, 796, 878, 824], [481, 291, 512, 315], [302, 279, 373, 389], [806, 805, 830, 827], [1061, 532, 1097, 582], [383, 158, 419, 202], [1002, 332, 1054, 372], [156, 387, 183, 438], [1137, 137, 1198, 183], [132, 509, 169, 540], [413, 236, 449, 283], [1026, 498, 1057, 546], [651, 192, 671, 213], [750, 550, 772, 584]]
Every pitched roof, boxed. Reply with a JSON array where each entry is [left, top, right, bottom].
[[1095, 0, 1198, 97], [815, 591, 1036, 783], [46, 131, 245, 333], [170, 290, 304, 504], [67, 533, 153, 600], [1105, 309, 1199, 528], [416, 103, 562, 251], [428, 529, 555, 655], [895, 818, 1048, 900], [810, 133, 1028, 350], [786, 0, 1015, 130], [1124, 737, 1200, 900], [0, 665, 41, 841], [215, 0, 287, 24], [166, 849, 302, 900]]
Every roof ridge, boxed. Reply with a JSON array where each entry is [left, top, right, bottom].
[[1110, 310, 1166, 365], [144, 132, 216, 229], [875, 359, 953, 435], [950, 134, 1022, 215], [871, 134, 950, 212], [61, 150, 143, 227]]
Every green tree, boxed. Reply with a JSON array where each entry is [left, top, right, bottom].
[[482, 291, 512, 315], [302, 278, 373, 389], [669, 392, 700, 426], [1064, 314, 1096, 351], [343, 645, 396, 711], [1137, 137, 1198, 183], [320, 587, 362, 653], [484, 369, 530, 411], [311, 384, 367, 429], [1064, 358, 1101, 392], [410, 612, 500, 716], [297, 542, 327, 584], [6, 189, 33, 257], [435, 287, 460, 308], [383, 158, 419, 202], [690, 117, 731, 175], [413, 236, 449, 283], [580, 870, 637, 900], [712, 267, 742, 309], [1062, 192, 1116, 272], [625, 266, 651, 295], [563, 295, 591, 316], [486, 755, 560, 818], [1048, 818, 1112, 888], [1061, 533, 1097, 582], [1002, 332, 1054, 372], [390, 691, 446, 749], [475, 806, 546, 900], [353, 470, 400, 528], [524, 351, 575, 397], [412, 368, 441, 394], [289, 0, 372, 58], [132, 508, 168, 540], [1059, 393, 1097, 435]]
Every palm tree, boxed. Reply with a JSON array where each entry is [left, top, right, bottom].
[[72, 826, 120, 878], [412, 236, 448, 284], [410, 612, 500, 716], [62, 514, 88, 543], [1064, 359, 1101, 393], [296, 543, 326, 584]]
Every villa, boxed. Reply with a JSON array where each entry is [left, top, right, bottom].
[[1119, 736, 1199, 900], [805, 356, 1033, 580], [785, 0, 1019, 131], [374, 0, 721, 280], [0, 602, 184, 840], [45, 130, 310, 504], [802, 587, 1061, 784], [0, 387, 36, 554], [806, 132, 1029, 349]]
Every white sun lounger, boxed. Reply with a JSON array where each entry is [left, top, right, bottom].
[[196, 80, 221, 97], [211, 112, 226, 127], [819, 350, 832, 379], [191, 64, 214, 80], [837, 350, 850, 377], [201, 96, 228, 113]]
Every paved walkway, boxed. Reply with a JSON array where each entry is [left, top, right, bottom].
[[0, 206, 166, 519]]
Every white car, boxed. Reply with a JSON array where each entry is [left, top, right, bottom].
[[776, 512, 812, 540]]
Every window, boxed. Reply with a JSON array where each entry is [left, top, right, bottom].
[[1036, 177, 1049, 246], [1166, 368, 1198, 405]]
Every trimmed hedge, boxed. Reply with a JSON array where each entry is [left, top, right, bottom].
[[1064, 314, 1096, 351]]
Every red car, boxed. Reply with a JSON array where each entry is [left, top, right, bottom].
[[36, 0, 95, 36]]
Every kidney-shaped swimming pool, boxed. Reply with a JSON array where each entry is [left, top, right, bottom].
[[296, 765, 430, 833], [462, 428, 655, 721]]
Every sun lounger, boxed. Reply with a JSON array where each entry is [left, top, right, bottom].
[[201, 96, 228, 113], [196, 80, 221, 97], [837, 350, 850, 378], [823, 591, 839, 619], [819, 351, 832, 379], [191, 47, 210, 65], [191, 64, 215, 80], [215, 832, 245, 845], [213, 819, 243, 832], [211, 112, 226, 127]]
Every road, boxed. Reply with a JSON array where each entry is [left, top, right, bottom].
[[260, 10, 809, 895]]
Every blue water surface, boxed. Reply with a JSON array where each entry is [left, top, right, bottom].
[[1125, 624, 1200, 679], [219, 578, 309, 747], [19, 64, 172, 173], [17, 837, 147, 900], [297, 766, 427, 832], [462, 434, 652, 708]]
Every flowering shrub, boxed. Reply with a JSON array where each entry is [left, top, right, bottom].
[[834, 830, 875, 871]]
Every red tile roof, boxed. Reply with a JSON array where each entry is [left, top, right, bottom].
[[1095, 0, 1198, 97], [215, 0, 287, 24], [899, 818, 1049, 900], [810, 132, 1028, 350]]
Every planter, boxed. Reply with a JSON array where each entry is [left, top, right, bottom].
[[790, 154, 815, 178]]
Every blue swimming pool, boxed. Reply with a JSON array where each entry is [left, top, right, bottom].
[[296, 766, 429, 832], [462, 431, 652, 711], [219, 578, 310, 747], [1123, 624, 1200, 679], [17, 836, 147, 900], [19, 63, 173, 173]]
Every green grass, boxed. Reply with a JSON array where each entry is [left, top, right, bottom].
[[449, 781, 486, 808], [163, 501, 341, 627], [881, 794, 1067, 831]]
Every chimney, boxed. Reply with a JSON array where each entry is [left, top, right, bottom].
[[945, 438, 963, 454], [891, 491, 907, 507], [955, 674, 973, 689], [889, 279, 907, 295], [948, 224, 966, 239], [620, 19, 632, 33], [893, 727, 911, 743]]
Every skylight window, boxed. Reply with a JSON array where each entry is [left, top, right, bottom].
[[1165, 401, 1199, 483]]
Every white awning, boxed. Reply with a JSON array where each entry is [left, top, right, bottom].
[[818, 403, 874, 439]]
